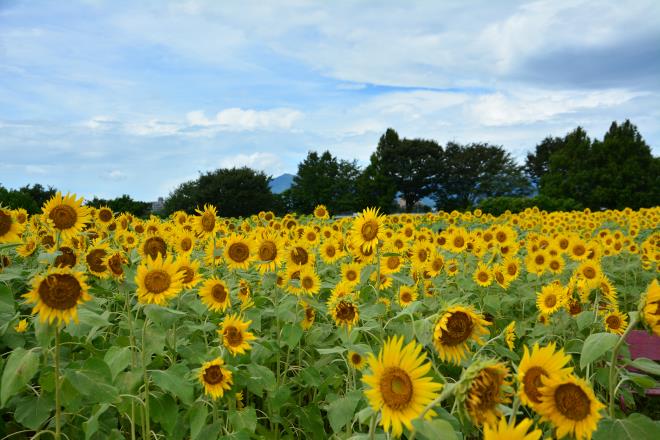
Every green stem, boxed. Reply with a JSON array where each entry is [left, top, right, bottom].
[[368, 413, 377, 440], [609, 313, 638, 418], [508, 395, 520, 425], [142, 317, 151, 439], [54, 326, 61, 440], [408, 383, 454, 440], [124, 284, 137, 440]]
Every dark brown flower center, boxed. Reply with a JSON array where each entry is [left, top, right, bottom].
[[351, 353, 362, 365], [477, 271, 489, 283], [201, 213, 215, 232], [453, 236, 465, 248], [98, 208, 113, 222], [496, 231, 507, 243], [544, 294, 557, 308], [361, 220, 379, 241], [535, 254, 545, 265], [554, 383, 590, 421], [258, 241, 277, 261], [181, 237, 193, 251], [0, 210, 12, 236], [86, 248, 108, 273], [212, 283, 228, 302], [144, 270, 171, 294], [108, 254, 124, 276], [335, 301, 357, 322], [225, 326, 243, 346], [379, 367, 413, 409], [582, 266, 596, 279], [203, 365, 224, 385], [54, 246, 77, 268], [325, 245, 336, 257], [143, 236, 167, 260], [291, 246, 308, 265], [606, 314, 622, 330], [49, 205, 78, 230], [228, 242, 249, 263], [178, 266, 194, 284], [401, 292, 412, 303], [523, 366, 547, 404], [573, 245, 585, 256], [302, 276, 314, 290], [439, 311, 473, 346], [38, 273, 82, 310]]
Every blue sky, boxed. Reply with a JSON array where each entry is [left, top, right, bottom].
[[1, 0, 659, 201]]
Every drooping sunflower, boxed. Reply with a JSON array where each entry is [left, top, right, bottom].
[[536, 375, 605, 440], [300, 301, 315, 329], [351, 207, 386, 252], [104, 250, 127, 279], [194, 204, 219, 238], [135, 255, 184, 305], [517, 342, 573, 408], [223, 234, 254, 270], [218, 313, 256, 356], [16, 236, 39, 257], [457, 359, 512, 427], [398, 285, 418, 308], [602, 308, 628, 335], [85, 241, 111, 278], [41, 192, 90, 241], [199, 277, 231, 312], [445, 259, 460, 276], [537, 281, 568, 316], [198, 357, 233, 399], [0, 207, 25, 243], [23, 266, 92, 325], [329, 297, 360, 330], [433, 305, 491, 364], [313, 204, 329, 219], [483, 417, 542, 440], [363, 336, 443, 438], [641, 279, 660, 337], [504, 321, 516, 350]]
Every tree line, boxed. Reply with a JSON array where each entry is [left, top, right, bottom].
[[2, 120, 658, 217]]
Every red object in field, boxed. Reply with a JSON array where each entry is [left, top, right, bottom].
[[626, 330, 660, 396]]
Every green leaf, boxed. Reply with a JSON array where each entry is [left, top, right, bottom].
[[326, 390, 361, 433], [104, 346, 132, 380], [150, 393, 179, 435], [189, 401, 208, 440], [0, 283, 14, 315], [83, 403, 110, 440], [14, 395, 53, 430], [580, 332, 620, 370], [229, 407, 257, 433], [411, 418, 458, 440], [144, 304, 186, 328], [317, 347, 346, 355], [246, 364, 276, 396], [593, 413, 660, 439], [63, 365, 119, 404], [627, 358, 660, 376], [1, 347, 40, 407], [281, 323, 303, 348], [150, 363, 193, 405], [576, 311, 595, 331]]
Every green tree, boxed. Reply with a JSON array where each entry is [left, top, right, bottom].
[[371, 128, 441, 211], [0, 185, 40, 213], [164, 167, 278, 218], [87, 195, 152, 217], [525, 136, 565, 187], [434, 142, 531, 211], [355, 159, 398, 213], [288, 151, 361, 214]]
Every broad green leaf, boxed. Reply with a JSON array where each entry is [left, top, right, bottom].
[[593, 413, 660, 439], [150, 393, 178, 435], [14, 395, 53, 430], [229, 407, 257, 433], [627, 358, 660, 376], [83, 403, 110, 440], [144, 304, 186, 328], [104, 346, 132, 380], [189, 401, 208, 440], [281, 323, 303, 348], [1, 347, 40, 407], [150, 363, 193, 405], [580, 332, 619, 370], [411, 418, 458, 440], [246, 364, 276, 396], [576, 311, 595, 331], [326, 390, 361, 433], [317, 346, 346, 355], [63, 367, 119, 404]]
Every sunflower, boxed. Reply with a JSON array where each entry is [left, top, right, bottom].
[[426, 253, 444, 277], [473, 263, 492, 287], [575, 260, 602, 289], [447, 227, 469, 253], [433, 305, 491, 364], [320, 238, 343, 264], [483, 417, 542, 440], [14, 318, 28, 333], [199, 277, 231, 312], [175, 255, 202, 289], [536, 375, 605, 440], [298, 268, 321, 296], [173, 230, 196, 255], [398, 285, 417, 308], [218, 313, 256, 356], [253, 232, 283, 273], [96, 206, 114, 226], [194, 204, 218, 238], [445, 259, 460, 276], [547, 256, 565, 275], [503, 257, 520, 282], [602, 309, 627, 335], [329, 298, 360, 330], [536, 281, 568, 316], [135, 255, 184, 305], [104, 250, 127, 279], [223, 234, 254, 270], [198, 357, 233, 399], [0, 207, 25, 243], [139, 234, 169, 261], [517, 342, 573, 408], [23, 266, 92, 325], [409, 241, 431, 270], [341, 262, 362, 287], [85, 241, 111, 278], [347, 351, 367, 370], [118, 230, 139, 250], [458, 359, 512, 427], [641, 279, 660, 337], [568, 237, 589, 261], [41, 192, 90, 241], [16, 236, 39, 257], [14, 208, 28, 225], [352, 207, 386, 252], [504, 321, 516, 350], [526, 249, 549, 275], [363, 336, 443, 438], [313, 204, 329, 219]]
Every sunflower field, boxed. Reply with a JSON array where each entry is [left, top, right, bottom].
[[0, 196, 659, 440]]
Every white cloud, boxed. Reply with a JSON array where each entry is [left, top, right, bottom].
[[187, 108, 303, 131], [219, 152, 286, 175], [25, 165, 48, 174], [105, 170, 126, 181]]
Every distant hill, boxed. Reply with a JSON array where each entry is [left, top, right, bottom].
[[269, 173, 295, 194]]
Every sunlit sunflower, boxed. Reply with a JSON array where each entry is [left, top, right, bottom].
[[320, 238, 344, 264], [504, 321, 516, 350], [517, 342, 573, 409], [409, 241, 431, 271], [433, 305, 491, 364], [194, 204, 219, 238], [118, 230, 139, 250], [223, 234, 254, 270], [139, 234, 169, 261], [398, 285, 417, 308], [253, 232, 283, 273], [16, 236, 39, 257], [575, 260, 602, 289], [298, 268, 321, 295], [602, 309, 628, 335], [347, 351, 367, 370], [135, 255, 184, 305], [198, 357, 233, 400], [426, 253, 444, 277], [341, 261, 362, 287], [104, 250, 127, 279], [447, 227, 469, 253], [0, 207, 25, 243], [457, 359, 512, 427], [85, 241, 111, 278], [173, 230, 196, 256], [175, 255, 202, 289], [13, 208, 28, 225], [352, 207, 386, 252], [537, 281, 568, 316], [483, 417, 542, 440], [300, 301, 315, 329], [473, 263, 493, 287], [14, 318, 29, 333], [536, 375, 605, 440], [199, 277, 231, 312], [285, 240, 315, 268], [41, 192, 90, 241], [329, 297, 360, 330], [568, 237, 589, 261], [641, 279, 660, 337], [23, 266, 92, 325], [96, 206, 114, 226], [218, 313, 256, 356], [526, 249, 549, 276], [313, 204, 329, 219], [363, 336, 443, 438]]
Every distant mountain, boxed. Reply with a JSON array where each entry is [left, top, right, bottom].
[[269, 173, 295, 194]]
